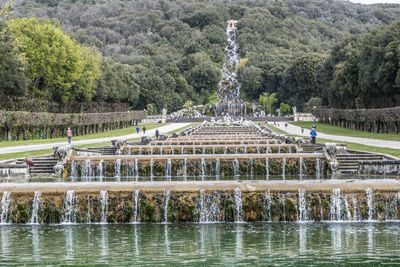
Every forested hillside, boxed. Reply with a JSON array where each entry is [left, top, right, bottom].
[[2, 0, 400, 112]]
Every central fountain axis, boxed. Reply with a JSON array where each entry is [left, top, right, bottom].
[[215, 20, 246, 117]]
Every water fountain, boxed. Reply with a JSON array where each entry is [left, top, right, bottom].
[[0, 191, 10, 224], [163, 189, 170, 223], [297, 189, 307, 222], [100, 191, 108, 224], [133, 190, 140, 223], [197, 189, 219, 223], [215, 20, 246, 117], [233, 188, 243, 222], [62, 190, 77, 224], [29, 191, 41, 225], [115, 159, 121, 181], [330, 188, 342, 221]]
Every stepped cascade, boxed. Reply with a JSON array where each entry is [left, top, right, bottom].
[[215, 20, 246, 117], [65, 124, 328, 180]]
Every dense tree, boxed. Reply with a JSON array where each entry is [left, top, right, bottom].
[[7, 18, 100, 103], [0, 20, 28, 97], [2, 0, 400, 112]]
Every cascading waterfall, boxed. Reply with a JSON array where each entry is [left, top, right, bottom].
[[70, 161, 77, 179], [183, 158, 187, 181], [150, 159, 154, 180], [181, 147, 184, 155], [233, 188, 243, 222], [193, 147, 196, 155], [278, 146, 281, 153], [0, 191, 10, 224], [330, 188, 342, 221], [97, 159, 104, 180], [256, 147, 260, 154], [215, 159, 220, 179], [87, 195, 91, 223], [171, 147, 174, 155], [265, 158, 270, 180], [288, 146, 292, 153], [115, 159, 121, 181], [316, 158, 321, 179], [100, 191, 109, 224], [224, 147, 227, 155], [29, 191, 41, 225], [233, 158, 240, 177], [343, 197, 352, 221], [366, 188, 373, 221], [197, 189, 219, 223], [160, 148, 163, 155], [200, 158, 207, 180], [352, 196, 359, 221], [282, 157, 286, 180], [299, 157, 305, 180], [165, 159, 172, 181], [163, 190, 170, 223], [134, 159, 139, 181], [248, 158, 254, 179], [62, 190, 77, 224], [265, 190, 271, 222], [212, 147, 215, 154], [150, 147, 153, 155], [215, 21, 246, 117], [202, 148, 205, 155], [297, 189, 307, 222], [266, 147, 272, 154], [133, 190, 140, 223], [83, 159, 92, 179]]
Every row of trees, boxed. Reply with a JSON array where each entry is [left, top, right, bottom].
[[2, 0, 400, 113]]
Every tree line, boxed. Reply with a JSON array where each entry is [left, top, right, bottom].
[[1, 0, 400, 113]]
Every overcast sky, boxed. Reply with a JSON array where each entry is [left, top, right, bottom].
[[348, 0, 400, 3]]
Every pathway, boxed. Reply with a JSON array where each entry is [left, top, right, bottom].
[[273, 122, 400, 150], [0, 123, 191, 154]]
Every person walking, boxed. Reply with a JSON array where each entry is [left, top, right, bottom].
[[301, 126, 304, 134], [155, 129, 160, 139], [66, 128, 73, 144], [285, 122, 288, 130], [143, 126, 146, 134], [136, 126, 140, 133], [310, 127, 317, 144]]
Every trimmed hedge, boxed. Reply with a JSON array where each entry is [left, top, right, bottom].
[[0, 97, 129, 113], [0, 110, 147, 141], [312, 107, 400, 134]]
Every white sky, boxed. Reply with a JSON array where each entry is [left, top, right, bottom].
[[348, 0, 400, 3]]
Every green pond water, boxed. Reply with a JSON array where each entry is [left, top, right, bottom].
[[1, 222, 400, 265]]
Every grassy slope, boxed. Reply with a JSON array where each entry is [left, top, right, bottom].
[[0, 123, 164, 148], [291, 121, 400, 141]]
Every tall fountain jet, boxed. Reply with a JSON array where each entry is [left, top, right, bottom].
[[215, 20, 246, 117]]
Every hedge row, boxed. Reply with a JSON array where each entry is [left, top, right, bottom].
[[0, 110, 147, 141], [0, 97, 129, 113], [312, 107, 400, 133]]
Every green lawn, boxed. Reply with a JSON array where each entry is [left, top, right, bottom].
[[267, 125, 400, 158], [291, 121, 400, 141], [0, 123, 164, 148], [0, 123, 196, 161]]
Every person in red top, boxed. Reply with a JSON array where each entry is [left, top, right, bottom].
[[66, 128, 73, 144]]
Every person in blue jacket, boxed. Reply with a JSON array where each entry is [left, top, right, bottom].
[[310, 127, 317, 144]]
